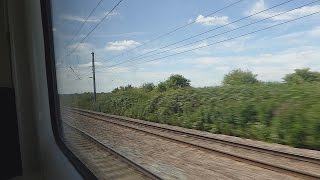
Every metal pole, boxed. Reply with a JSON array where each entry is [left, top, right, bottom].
[[91, 52, 96, 102]]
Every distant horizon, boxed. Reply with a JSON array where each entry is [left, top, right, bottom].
[[59, 67, 319, 94]]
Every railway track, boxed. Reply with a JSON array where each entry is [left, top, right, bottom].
[[64, 107, 320, 180], [63, 121, 161, 180]]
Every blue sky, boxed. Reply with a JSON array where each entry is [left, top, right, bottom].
[[51, 0, 320, 93]]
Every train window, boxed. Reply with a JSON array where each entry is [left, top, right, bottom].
[[44, 0, 320, 179]]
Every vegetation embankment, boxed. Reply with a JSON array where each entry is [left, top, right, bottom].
[[60, 68, 320, 150]]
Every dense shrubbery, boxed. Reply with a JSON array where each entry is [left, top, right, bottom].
[[223, 69, 259, 85], [60, 70, 320, 150]]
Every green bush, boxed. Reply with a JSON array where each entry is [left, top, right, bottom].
[[60, 73, 320, 150]]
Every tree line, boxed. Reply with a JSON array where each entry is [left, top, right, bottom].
[[113, 68, 320, 92], [60, 68, 320, 150]]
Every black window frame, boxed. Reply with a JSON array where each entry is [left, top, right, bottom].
[[40, 0, 98, 179]]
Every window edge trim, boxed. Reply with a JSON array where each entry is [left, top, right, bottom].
[[40, 0, 98, 179]]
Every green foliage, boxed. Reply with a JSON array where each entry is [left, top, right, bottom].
[[60, 72, 320, 150], [111, 87, 120, 93], [283, 68, 320, 84], [156, 82, 167, 92], [112, 84, 134, 93], [223, 69, 259, 86], [60, 92, 95, 110], [164, 74, 191, 89], [141, 83, 155, 92], [155, 74, 191, 92]]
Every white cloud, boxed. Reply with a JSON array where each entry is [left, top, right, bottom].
[[248, 0, 320, 21], [186, 47, 320, 82], [309, 26, 320, 36], [195, 15, 229, 26], [271, 26, 320, 42], [78, 61, 103, 68], [56, 45, 320, 93], [135, 44, 320, 83], [52, 28, 56, 32], [65, 43, 95, 61], [61, 15, 100, 23], [249, 0, 265, 15], [273, 5, 320, 21], [56, 62, 64, 68], [105, 40, 141, 51], [61, 11, 119, 23], [67, 42, 94, 51], [93, 31, 146, 38], [106, 67, 131, 74], [103, 11, 119, 16]]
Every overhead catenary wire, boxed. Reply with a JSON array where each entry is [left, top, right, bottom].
[[63, 0, 104, 50], [105, 0, 245, 61], [62, 0, 123, 59], [110, 11, 320, 70], [106, 0, 297, 68], [106, 0, 319, 68], [69, 66, 82, 80], [57, 0, 104, 62]]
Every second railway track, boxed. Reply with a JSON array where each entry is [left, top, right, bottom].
[[63, 121, 161, 180], [64, 107, 320, 180]]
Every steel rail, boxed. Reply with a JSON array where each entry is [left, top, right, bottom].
[[63, 121, 162, 180], [64, 107, 320, 179]]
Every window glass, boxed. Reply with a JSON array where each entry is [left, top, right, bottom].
[[51, 0, 320, 179]]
